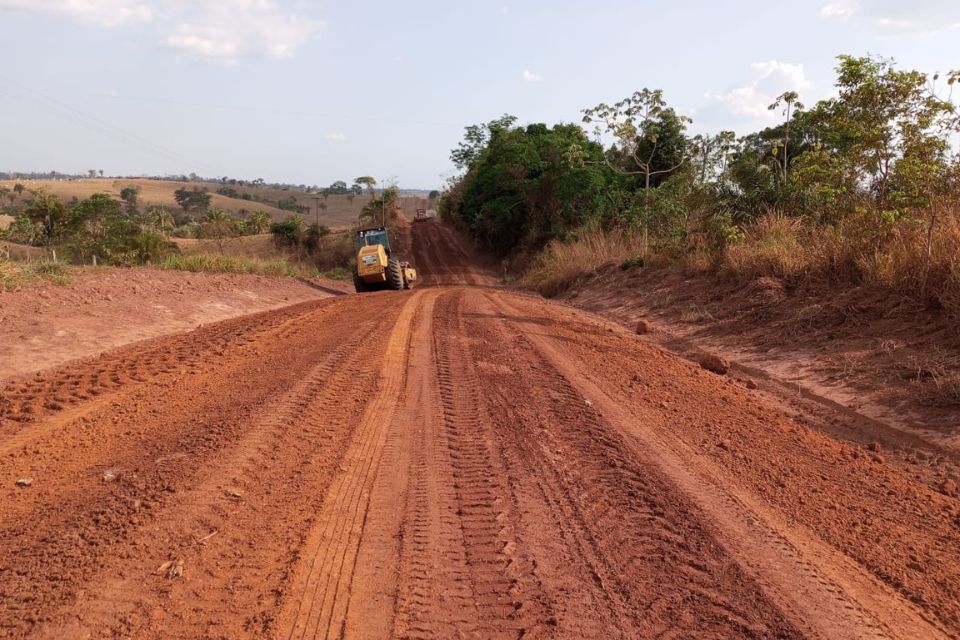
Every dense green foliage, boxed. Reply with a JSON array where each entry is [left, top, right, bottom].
[[3, 191, 179, 265], [443, 56, 960, 274], [173, 186, 212, 213], [441, 120, 619, 255]]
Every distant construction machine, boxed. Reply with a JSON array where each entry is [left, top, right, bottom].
[[353, 226, 417, 293]]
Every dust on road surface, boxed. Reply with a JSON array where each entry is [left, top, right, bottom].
[[1, 220, 958, 639]]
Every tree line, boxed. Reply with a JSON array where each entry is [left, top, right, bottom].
[[441, 55, 960, 303]]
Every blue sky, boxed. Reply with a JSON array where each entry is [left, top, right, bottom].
[[1, 0, 958, 189]]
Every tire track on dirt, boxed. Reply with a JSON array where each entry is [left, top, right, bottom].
[[278, 291, 423, 640], [463, 291, 800, 638], [411, 223, 457, 286], [0, 296, 398, 638], [387, 289, 487, 638], [410, 221, 497, 287], [0, 298, 337, 456], [56, 300, 399, 638], [336, 291, 439, 637], [491, 291, 951, 640], [410, 289, 547, 638]]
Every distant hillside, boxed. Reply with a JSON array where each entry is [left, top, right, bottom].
[[0, 178, 376, 227], [1, 178, 436, 228]]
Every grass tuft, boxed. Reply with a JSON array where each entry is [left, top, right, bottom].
[[521, 225, 646, 297], [157, 253, 305, 277], [0, 258, 72, 291]]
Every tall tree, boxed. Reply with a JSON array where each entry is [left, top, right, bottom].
[[583, 89, 690, 249], [768, 91, 803, 182], [353, 176, 377, 198], [450, 114, 518, 171], [23, 191, 70, 247]]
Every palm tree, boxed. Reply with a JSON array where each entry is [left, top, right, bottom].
[[149, 206, 174, 232], [248, 210, 271, 234], [284, 213, 307, 256], [201, 209, 235, 253]]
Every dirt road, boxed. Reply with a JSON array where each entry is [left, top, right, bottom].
[[1, 220, 958, 639]]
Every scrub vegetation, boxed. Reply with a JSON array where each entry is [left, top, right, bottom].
[[441, 56, 960, 312]]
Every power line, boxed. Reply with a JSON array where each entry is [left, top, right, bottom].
[[94, 92, 463, 129], [0, 75, 219, 174]]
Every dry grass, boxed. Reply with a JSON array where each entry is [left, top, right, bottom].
[[1, 241, 48, 261], [0, 258, 70, 291], [521, 225, 646, 297], [173, 234, 285, 260], [721, 211, 960, 314], [723, 215, 810, 280], [174, 230, 355, 276], [157, 253, 310, 278], [523, 210, 960, 316]]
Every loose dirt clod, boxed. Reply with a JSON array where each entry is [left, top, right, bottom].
[[699, 353, 730, 375], [635, 319, 653, 334], [156, 559, 184, 579], [941, 479, 958, 498]]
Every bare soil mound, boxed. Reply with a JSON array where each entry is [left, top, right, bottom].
[[0, 267, 346, 381]]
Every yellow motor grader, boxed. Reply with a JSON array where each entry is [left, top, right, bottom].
[[353, 226, 417, 292]]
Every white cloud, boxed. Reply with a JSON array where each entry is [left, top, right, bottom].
[[522, 69, 543, 83], [0, 0, 153, 27], [0, 0, 323, 61], [160, 1, 324, 62], [325, 132, 345, 141], [707, 61, 811, 121], [820, 1, 856, 19], [819, 0, 960, 35]]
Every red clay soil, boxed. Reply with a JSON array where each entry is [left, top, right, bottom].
[[0, 219, 957, 639], [559, 266, 960, 446], [0, 268, 348, 381]]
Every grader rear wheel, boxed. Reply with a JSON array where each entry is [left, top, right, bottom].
[[353, 272, 371, 293]]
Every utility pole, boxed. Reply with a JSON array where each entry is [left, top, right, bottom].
[[313, 196, 321, 226]]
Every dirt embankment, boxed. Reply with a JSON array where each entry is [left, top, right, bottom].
[[0, 268, 347, 381], [555, 266, 960, 478]]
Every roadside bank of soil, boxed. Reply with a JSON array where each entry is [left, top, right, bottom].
[[0, 267, 349, 381], [555, 264, 960, 491]]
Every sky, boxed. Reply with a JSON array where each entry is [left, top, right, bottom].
[[1, 0, 958, 189]]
